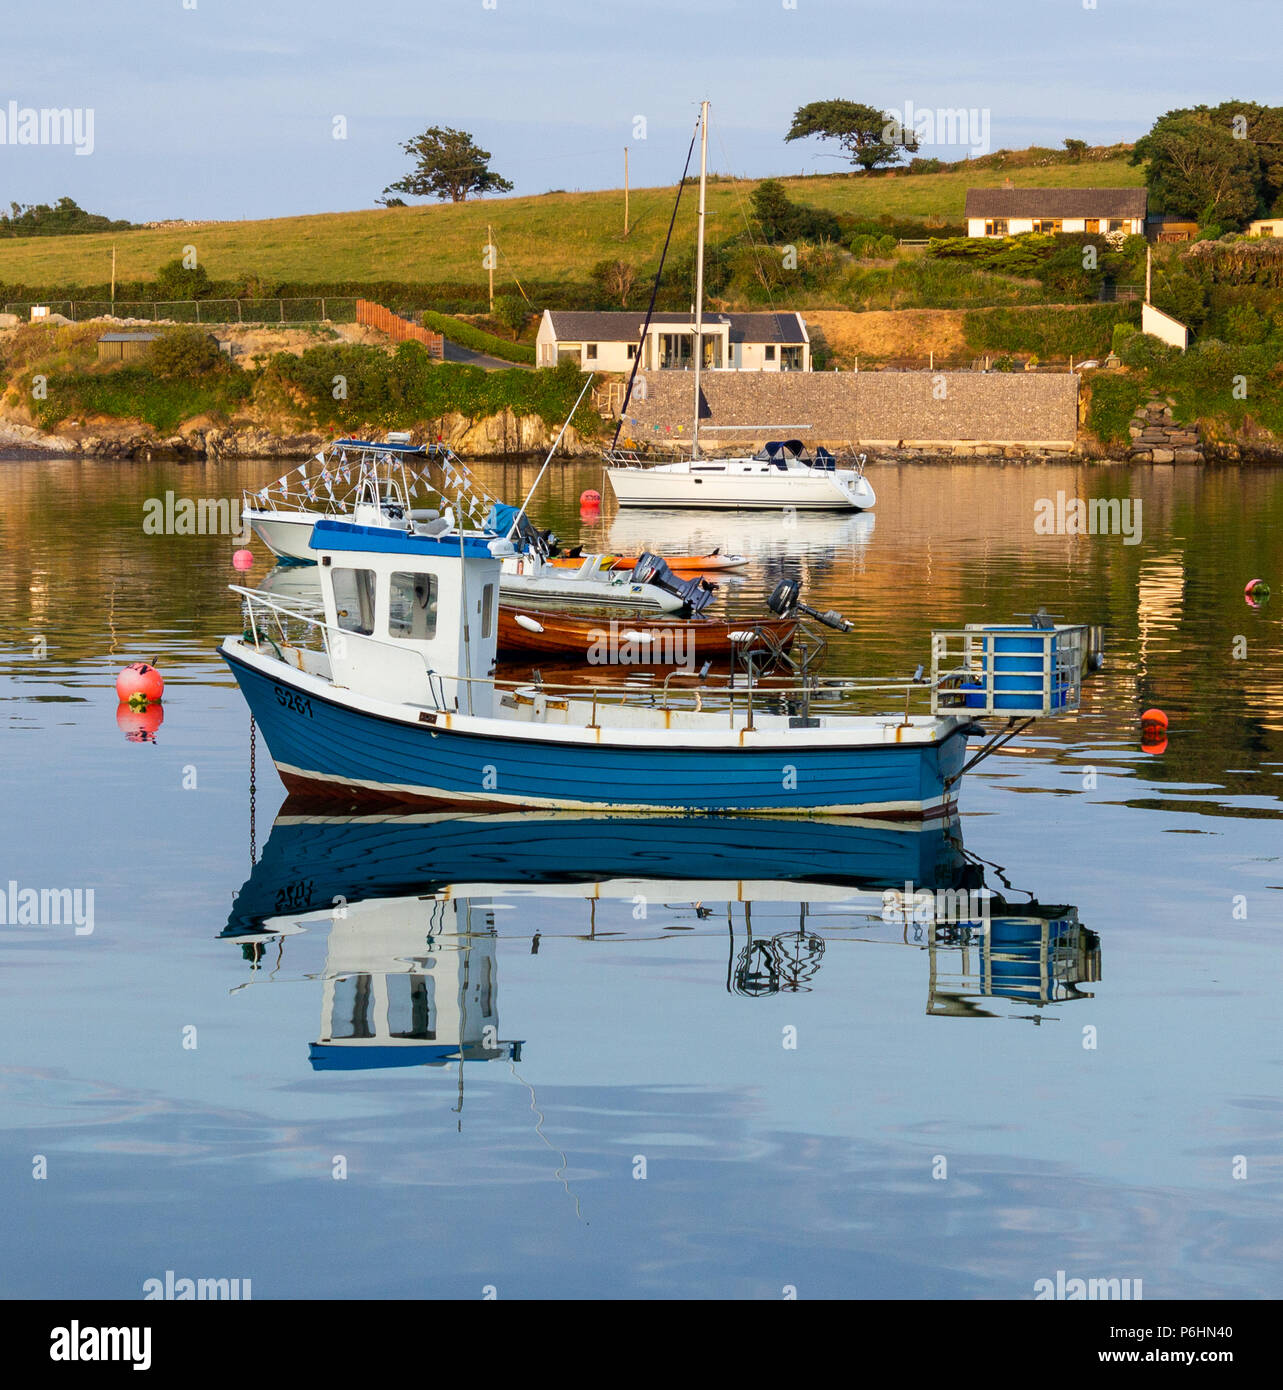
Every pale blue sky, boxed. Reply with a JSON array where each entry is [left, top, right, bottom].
[[2, 0, 1279, 220]]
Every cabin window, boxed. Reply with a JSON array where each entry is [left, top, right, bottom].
[[332, 567, 376, 635], [388, 571, 439, 640], [330, 975, 375, 1039], [480, 582, 495, 639], [387, 974, 434, 1040], [984, 218, 1008, 236], [764, 345, 776, 361]]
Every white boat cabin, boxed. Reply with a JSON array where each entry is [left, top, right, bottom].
[[314, 519, 513, 715]]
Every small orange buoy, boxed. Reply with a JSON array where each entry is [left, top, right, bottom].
[[116, 661, 164, 704], [580, 489, 601, 507], [1140, 708, 1168, 731], [233, 549, 254, 571]]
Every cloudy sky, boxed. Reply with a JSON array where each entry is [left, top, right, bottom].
[[2, 0, 1280, 221]]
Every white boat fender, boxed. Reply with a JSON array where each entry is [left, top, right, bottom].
[[514, 615, 544, 634]]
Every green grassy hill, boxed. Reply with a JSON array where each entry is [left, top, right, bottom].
[[0, 158, 1144, 292]]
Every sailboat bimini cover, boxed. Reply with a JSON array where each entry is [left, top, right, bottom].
[[632, 553, 717, 616]]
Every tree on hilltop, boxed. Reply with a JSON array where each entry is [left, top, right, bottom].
[[784, 100, 918, 172], [382, 126, 514, 204]]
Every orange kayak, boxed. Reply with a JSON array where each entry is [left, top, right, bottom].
[[548, 551, 747, 573]]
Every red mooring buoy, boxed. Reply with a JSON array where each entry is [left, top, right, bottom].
[[233, 549, 254, 571], [580, 489, 601, 507], [116, 661, 164, 704]]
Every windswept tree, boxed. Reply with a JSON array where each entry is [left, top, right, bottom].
[[382, 126, 514, 204], [784, 99, 918, 172]]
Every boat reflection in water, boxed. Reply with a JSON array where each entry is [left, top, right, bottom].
[[221, 810, 1100, 1071]]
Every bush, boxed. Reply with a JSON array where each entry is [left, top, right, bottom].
[[153, 258, 212, 301], [1118, 331, 1178, 370], [145, 326, 227, 378], [964, 303, 1139, 358], [1085, 373, 1144, 443]]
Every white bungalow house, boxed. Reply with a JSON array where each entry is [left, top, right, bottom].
[[1248, 218, 1283, 238], [535, 310, 811, 372], [964, 187, 1148, 238]]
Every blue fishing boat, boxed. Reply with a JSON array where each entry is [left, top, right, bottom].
[[219, 517, 1085, 816]]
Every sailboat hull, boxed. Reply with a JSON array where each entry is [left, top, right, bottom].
[[606, 465, 874, 511]]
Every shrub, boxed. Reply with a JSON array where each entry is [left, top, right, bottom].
[[1119, 331, 1178, 370], [153, 258, 212, 301], [145, 326, 227, 378]]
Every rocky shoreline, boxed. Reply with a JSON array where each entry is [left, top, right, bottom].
[[3, 415, 1280, 465]]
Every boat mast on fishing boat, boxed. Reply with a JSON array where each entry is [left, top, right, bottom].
[[603, 101, 876, 514]]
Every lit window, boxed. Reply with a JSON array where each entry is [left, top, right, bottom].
[[1085, 218, 1100, 233]]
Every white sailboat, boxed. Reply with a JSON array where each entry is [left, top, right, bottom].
[[604, 101, 876, 513]]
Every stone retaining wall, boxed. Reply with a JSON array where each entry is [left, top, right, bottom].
[[619, 371, 1079, 450]]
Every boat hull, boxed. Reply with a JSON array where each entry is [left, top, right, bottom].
[[497, 607, 798, 662], [606, 466, 874, 511], [244, 508, 325, 562], [222, 641, 968, 818]]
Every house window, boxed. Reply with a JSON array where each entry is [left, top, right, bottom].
[[1085, 218, 1100, 233], [626, 343, 637, 358], [585, 343, 597, 360], [984, 218, 1008, 236], [1032, 218, 1062, 234], [1261, 225, 1276, 238], [658, 333, 692, 369], [388, 572, 438, 640], [781, 346, 803, 371], [332, 568, 376, 636], [1107, 220, 1126, 233], [764, 345, 776, 362]]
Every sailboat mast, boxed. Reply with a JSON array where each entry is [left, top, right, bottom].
[[691, 100, 709, 460]]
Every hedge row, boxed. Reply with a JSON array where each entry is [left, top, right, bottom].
[[420, 311, 536, 363], [963, 303, 1141, 358]]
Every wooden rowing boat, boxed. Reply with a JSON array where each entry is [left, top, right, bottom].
[[498, 605, 798, 663]]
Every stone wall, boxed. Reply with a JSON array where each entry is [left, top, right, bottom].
[[619, 371, 1079, 451]]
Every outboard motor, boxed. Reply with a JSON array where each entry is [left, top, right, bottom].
[[633, 552, 717, 616], [767, 578, 853, 632]]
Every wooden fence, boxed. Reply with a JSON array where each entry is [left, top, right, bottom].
[[356, 299, 444, 357]]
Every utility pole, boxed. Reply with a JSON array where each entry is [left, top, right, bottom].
[[487, 223, 495, 315], [1145, 244, 1152, 304], [110, 244, 116, 313], [623, 147, 630, 237]]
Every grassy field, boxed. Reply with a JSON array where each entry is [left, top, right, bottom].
[[0, 160, 1143, 291]]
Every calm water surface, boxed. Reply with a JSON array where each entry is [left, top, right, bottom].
[[1, 452, 1281, 1299]]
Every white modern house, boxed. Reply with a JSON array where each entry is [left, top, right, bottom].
[[964, 187, 1148, 238], [536, 310, 811, 372], [1248, 218, 1283, 238]]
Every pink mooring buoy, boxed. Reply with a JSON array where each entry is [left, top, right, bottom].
[[116, 661, 164, 705], [233, 549, 254, 571]]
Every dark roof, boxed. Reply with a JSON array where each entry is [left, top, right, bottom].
[[97, 332, 161, 342], [544, 310, 807, 344], [964, 187, 1148, 220]]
